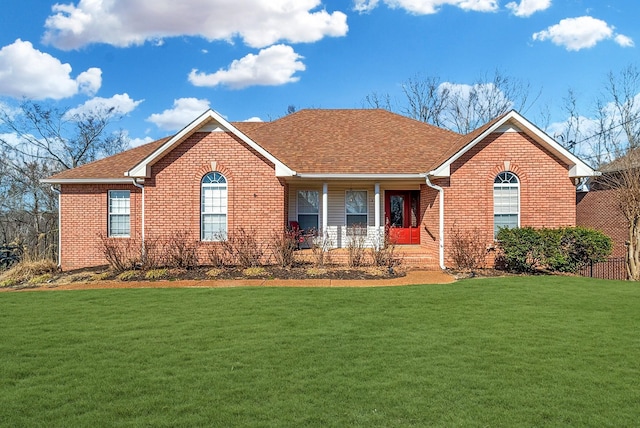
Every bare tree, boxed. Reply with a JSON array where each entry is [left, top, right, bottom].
[[364, 70, 538, 134], [595, 65, 640, 280], [0, 100, 130, 261], [0, 100, 128, 170]]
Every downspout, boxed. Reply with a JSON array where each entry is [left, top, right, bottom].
[[50, 185, 62, 269], [131, 179, 145, 258], [425, 176, 446, 270]]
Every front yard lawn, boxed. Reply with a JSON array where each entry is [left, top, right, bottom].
[[1, 276, 638, 426]]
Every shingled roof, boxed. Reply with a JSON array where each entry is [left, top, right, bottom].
[[234, 109, 460, 174], [43, 108, 596, 183], [43, 137, 171, 181]]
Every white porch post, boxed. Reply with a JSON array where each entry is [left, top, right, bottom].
[[322, 182, 328, 243], [374, 183, 381, 249]]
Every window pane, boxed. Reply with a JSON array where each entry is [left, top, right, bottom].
[[346, 191, 367, 214], [347, 214, 368, 227], [202, 214, 227, 240], [201, 172, 227, 241], [297, 191, 319, 214], [109, 214, 130, 236], [298, 214, 318, 231], [109, 191, 130, 237], [494, 214, 518, 237]]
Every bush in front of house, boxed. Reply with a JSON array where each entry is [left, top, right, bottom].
[[449, 225, 489, 270], [497, 226, 612, 274]]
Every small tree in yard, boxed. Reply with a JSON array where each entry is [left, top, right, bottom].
[[561, 64, 640, 280]]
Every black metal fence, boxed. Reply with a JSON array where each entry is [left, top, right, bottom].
[[579, 257, 627, 281], [0, 245, 22, 270]]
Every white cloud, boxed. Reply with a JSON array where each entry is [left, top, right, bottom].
[[354, 0, 380, 13], [615, 34, 635, 48], [188, 45, 305, 89], [353, 0, 498, 14], [147, 98, 211, 131], [532, 16, 633, 51], [65, 93, 144, 118], [76, 68, 103, 96], [43, 0, 348, 50], [243, 117, 263, 122], [0, 39, 102, 100], [129, 136, 155, 148], [505, 0, 551, 17]]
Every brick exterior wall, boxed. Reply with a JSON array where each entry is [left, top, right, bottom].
[[59, 131, 286, 270], [432, 131, 577, 267], [576, 189, 627, 257], [58, 129, 580, 271], [59, 183, 142, 270]]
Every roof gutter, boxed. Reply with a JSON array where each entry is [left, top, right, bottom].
[[40, 178, 134, 184], [131, 178, 145, 260], [425, 174, 446, 270], [49, 185, 62, 269], [294, 173, 427, 180]]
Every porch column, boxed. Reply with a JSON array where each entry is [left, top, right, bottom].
[[322, 182, 328, 240], [374, 183, 381, 248]]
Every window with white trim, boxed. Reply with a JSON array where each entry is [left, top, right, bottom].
[[201, 172, 227, 241], [346, 190, 368, 234], [494, 171, 519, 237], [297, 190, 319, 231], [108, 190, 130, 237]]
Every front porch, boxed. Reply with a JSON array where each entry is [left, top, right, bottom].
[[293, 245, 439, 269]]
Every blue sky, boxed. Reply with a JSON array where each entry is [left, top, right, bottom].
[[0, 0, 637, 149]]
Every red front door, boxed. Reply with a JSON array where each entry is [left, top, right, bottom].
[[385, 191, 420, 245]]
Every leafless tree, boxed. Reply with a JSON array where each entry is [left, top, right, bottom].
[[595, 65, 640, 280], [0, 100, 129, 261], [0, 100, 128, 170], [364, 69, 539, 134]]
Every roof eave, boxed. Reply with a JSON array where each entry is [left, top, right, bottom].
[[293, 173, 427, 180], [126, 109, 296, 178], [428, 110, 598, 179], [40, 178, 136, 184]]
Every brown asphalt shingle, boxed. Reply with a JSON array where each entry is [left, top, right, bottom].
[[46, 137, 171, 180], [47, 109, 474, 180], [235, 109, 461, 174]]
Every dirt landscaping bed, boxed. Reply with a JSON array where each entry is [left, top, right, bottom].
[[1, 264, 459, 291]]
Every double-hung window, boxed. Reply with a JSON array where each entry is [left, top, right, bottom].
[[108, 190, 130, 237], [493, 171, 520, 237], [297, 190, 319, 231], [201, 172, 227, 241], [346, 190, 368, 234]]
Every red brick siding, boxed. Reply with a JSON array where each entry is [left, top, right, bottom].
[[59, 184, 142, 270], [419, 182, 442, 259], [438, 131, 576, 267], [576, 189, 627, 257], [59, 131, 285, 270]]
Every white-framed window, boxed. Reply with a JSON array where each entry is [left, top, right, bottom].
[[297, 190, 319, 231], [494, 171, 520, 237], [346, 190, 368, 234], [201, 172, 227, 241], [108, 190, 130, 237]]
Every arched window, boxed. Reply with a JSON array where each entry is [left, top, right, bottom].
[[494, 171, 519, 238], [201, 172, 227, 241]]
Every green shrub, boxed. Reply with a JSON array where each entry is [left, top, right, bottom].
[[541, 227, 612, 273], [496, 227, 542, 273], [497, 227, 612, 274]]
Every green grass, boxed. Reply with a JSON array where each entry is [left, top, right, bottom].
[[1, 276, 639, 427]]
